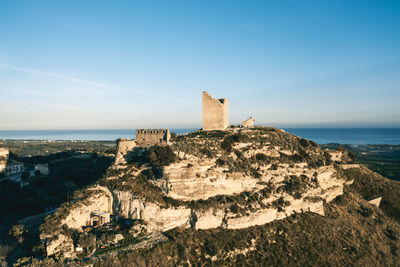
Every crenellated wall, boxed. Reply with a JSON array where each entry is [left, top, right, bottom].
[[136, 129, 171, 147]]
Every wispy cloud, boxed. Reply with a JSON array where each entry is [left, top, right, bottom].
[[0, 63, 197, 104]]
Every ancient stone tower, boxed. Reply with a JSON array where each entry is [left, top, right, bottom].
[[202, 91, 229, 131]]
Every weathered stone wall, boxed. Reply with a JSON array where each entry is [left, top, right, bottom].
[[202, 91, 229, 131], [242, 117, 255, 128], [326, 150, 343, 162], [368, 197, 382, 207], [115, 139, 136, 165], [136, 129, 171, 147]]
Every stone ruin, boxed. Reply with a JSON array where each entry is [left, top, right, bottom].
[[114, 139, 137, 165], [325, 149, 344, 162], [136, 129, 171, 147], [202, 91, 229, 131], [368, 197, 382, 208], [242, 117, 255, 128], [114, 129, 171, 165]]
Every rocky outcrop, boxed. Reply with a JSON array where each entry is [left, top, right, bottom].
[[44, 234, 74, 258], [61, 186, 112, 230], [115, 139, 136, 165], [112, 190, 191, 231]]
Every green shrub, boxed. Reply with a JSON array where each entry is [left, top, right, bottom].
[[216, 158, 225, 166], [221, 133, 245, 152], [146, 145, 176, 166], [255, 153, 270, 163]]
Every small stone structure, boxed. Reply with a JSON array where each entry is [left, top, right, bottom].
[[115, 139, 137, 165], [136, 129, 171, 147], [87, 211, 110, 227], [368, 197, 382, 207], [325, 149, 343, 162], [242, 117, 255, 128], [202, 91, 229, 131]]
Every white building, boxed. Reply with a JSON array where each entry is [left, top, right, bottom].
[[4, 160, 24, 176], [30, 163, 49, 176]]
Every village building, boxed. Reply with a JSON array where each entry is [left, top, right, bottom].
[[202, 91, 229, 131], [30, 163, 50, 176], [4, 160, 24, 177]]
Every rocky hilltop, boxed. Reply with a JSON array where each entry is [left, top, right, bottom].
[[33, 127, 399, 266]]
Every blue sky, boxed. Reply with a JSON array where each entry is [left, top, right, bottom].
[[0, 0, 399, 129]]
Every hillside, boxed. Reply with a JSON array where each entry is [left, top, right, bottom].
[[5, 127, 400, 266]]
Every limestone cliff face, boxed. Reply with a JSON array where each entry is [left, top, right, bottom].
[[44, 234, 74, 258], [112, 190, 191, 231], [61, 186, 112, 230]]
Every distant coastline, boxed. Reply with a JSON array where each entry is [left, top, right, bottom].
[[0, 128, 400, 145]]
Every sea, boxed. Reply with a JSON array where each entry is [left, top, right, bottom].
[[0, 128, 400, 145]]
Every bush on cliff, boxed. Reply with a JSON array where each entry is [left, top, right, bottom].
[[221, 133, 245, 152], [146, 145, 176, 166]]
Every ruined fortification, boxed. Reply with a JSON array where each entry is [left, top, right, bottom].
[[114, 129, 171, 165], [136, 129, 171, 147], [114, 139, 137, 165], [242, 117, 255, 128], [202, 91, 229, 131]]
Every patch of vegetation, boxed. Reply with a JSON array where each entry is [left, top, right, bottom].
[[1, 140, 115, 157], [129, 145, 176, 167], [271, 196, 291, 211], [146, 145, 176, 166], [345, 166, 400, 223], [279, 174, 317, 198], [221, 133, 245, 152]]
